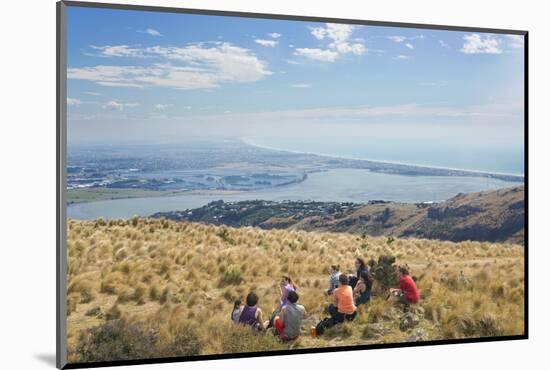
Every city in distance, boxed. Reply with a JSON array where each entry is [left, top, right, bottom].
[[67, 138, 523, 220]]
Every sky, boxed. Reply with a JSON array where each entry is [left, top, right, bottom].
[[66, 6, 525, 155]]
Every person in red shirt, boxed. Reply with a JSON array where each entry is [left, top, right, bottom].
[[390, 265, 420, 305]]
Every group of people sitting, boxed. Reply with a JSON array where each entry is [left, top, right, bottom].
[[231, 276, 305, 341], [326, 258, 373, 320], [230, 258, 420, 341]]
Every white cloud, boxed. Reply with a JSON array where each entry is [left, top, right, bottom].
[[70, 42, 273, 90], [103, 100, 139, 111], [389, 35, 423, 50], [460, 34, 502, 54], [291, 83, 311, 88], [287, 60, 300, 65], [293, 48, 339, 62], [84, 91, 101, 96], [296, 23, 366, 62], [394, 55, 409, 60], [310, 26, 328, 40], [268, 33, 282, 39], [154, 104, 170, 110], [330, 41, 366, 55], [67, 97, 81, 105], [310, 24, 354, 43], [89, 45, 144, 58], [506, 35, 524, 49], [255, 39, 278, 47], [104, 100, 124, 111], [388, 36, 406, 43], [439, 40, 450, 48], [145, 28, 162, 37]]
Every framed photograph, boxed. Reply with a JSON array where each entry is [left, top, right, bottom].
[[57, 1, 527, 368]]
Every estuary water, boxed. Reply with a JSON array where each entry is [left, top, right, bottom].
[[67, 168, 520, 220]]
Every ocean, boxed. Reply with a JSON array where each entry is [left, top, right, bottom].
[[243, 137, 525, 176]]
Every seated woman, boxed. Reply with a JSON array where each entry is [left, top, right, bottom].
[[328, 274, 357, 323], [390, 265, 420, 307], [349, 258, 369, 289], [354, 271, 373, 306], [230, 299, 243, 323], [273, 290, 306, 341], [238, 292, 266, 331], [326, 265, 341, 296], [279, 275, 297, 309]]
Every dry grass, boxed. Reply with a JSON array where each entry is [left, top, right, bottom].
[[66, 218, 524, 363]]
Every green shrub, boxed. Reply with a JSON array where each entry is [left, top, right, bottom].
[[370, 255, 399, 293], [209, 323, 284, 354], [219, 270, 243, 286], [73, 320, 159, 362], [217, 228, 235, 244], [72, 319, 201, 363]]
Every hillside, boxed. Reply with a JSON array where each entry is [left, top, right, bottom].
[[66, 218, 524, 364], [153, 185, 525, 245]]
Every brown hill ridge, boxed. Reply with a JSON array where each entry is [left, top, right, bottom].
[[154, 186, 525, 245], [280, 186, 524, 245]]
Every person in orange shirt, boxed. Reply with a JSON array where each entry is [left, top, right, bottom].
[[328, 274, 357, 323]]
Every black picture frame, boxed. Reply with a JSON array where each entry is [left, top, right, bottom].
[[56, 1, 529, 368]]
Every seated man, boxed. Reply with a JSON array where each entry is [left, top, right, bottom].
[[328, 274, 357, 323], [274, 290, 306, 341], [390, 265, 420, 307], [238, 292, 266, 331]]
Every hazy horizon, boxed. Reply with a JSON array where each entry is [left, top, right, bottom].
[[66, 7, 525, 173]]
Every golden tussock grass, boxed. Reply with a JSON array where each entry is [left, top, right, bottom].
[[66, 218, 524, 363]]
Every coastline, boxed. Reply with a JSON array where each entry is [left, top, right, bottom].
[[240, 138, 525, 179], [67, 141, 524, 211]]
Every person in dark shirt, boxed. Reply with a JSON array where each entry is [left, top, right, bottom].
[[238, 292, 266, 331], [354, 271, 373, 306], [349, 258, 369, 289]]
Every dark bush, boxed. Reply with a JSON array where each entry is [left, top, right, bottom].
[[214, 323, 284, 353], [370, 255, 399, 294], [73, 319, 201, 363], [217, 228, 235, 244], [74, 320, 159, 362], [219, 270, 243, 286]]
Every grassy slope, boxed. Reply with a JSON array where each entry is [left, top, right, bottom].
[[66, 218, 524, 363]]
